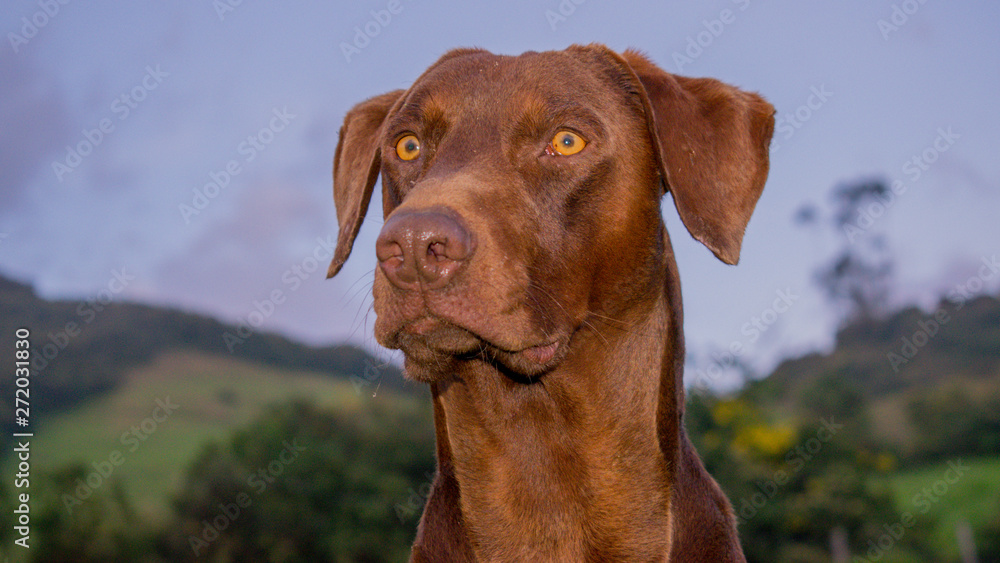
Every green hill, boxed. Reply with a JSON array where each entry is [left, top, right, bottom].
[[688, 291, 1000, 561], [745, 293, 1000, 456], [756, 294, 1000, 402], [888, 457, 1000, 562], [2, 271, 998, 561], [5, 349, 425, 522], [0, 273, 407, 430]]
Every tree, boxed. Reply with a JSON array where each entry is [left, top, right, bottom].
[[795, 178, 895, 325], [29, 464, 158, 562], [686, 392, 930, 563], [160, 399, 435, 562]]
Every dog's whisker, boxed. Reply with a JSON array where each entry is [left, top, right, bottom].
[[585, 311, 629, 328], [343, 267, 377, 301], [345, 272, 376, 307], [347, 281, 375, 339], [344, 305, 371, 344], [525, 283, 572, 326], [580, 318, 610, 346]]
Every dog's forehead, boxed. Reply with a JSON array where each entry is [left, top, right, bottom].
[[400, 49, 628, 120], [426, 49, 600, 85]]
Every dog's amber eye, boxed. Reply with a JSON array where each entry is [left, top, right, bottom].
[[395, 134, 421, 161], [549, 130, 586, 156]]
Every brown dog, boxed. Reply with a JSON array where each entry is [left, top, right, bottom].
[[327, 44, 773, 562]]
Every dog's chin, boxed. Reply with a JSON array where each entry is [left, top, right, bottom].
[[380, 318, 567, 383]]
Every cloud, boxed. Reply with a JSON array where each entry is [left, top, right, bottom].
[[0, 49, 76, 212], [152, 176, 334, 318], [934, 155, 999, 197]]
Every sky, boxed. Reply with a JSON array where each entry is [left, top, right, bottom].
[[2, 1, 998, 390]]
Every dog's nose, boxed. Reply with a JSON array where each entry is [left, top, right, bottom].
[[376, 209, 474, 290]]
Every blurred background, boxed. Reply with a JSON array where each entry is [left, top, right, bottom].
[[1, 1, 998, 561]]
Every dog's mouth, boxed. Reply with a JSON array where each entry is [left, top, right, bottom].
[[385, 315, 569, 381]]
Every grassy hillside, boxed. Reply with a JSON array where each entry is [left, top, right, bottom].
[[0, 273, 406, 429], [754, 294, 1000, 407], [689, 292, 1000, 561], [2, 272, 998, 561], [887, 457, 1000, 560], [2, 350, 426, 522], [744, 293, 1000, 455]]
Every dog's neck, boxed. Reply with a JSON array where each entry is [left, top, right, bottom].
[[430, 280, 682, 561]]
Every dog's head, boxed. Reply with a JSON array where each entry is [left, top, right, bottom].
[[328, 45, 774, 381]]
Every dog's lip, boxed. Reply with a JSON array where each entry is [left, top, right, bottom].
[[488, 336, 570, 378], [511, 341, 560, 365], [402, 315, 562, 355], [392, 315, 567, 374], [407, 316, 439, 336], [464, 332, 566, 368]]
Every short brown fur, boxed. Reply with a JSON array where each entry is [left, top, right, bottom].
[[327, 44, 774, 561]]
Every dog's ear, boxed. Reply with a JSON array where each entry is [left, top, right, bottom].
[[619, 50, 774, 265], [327, 90, 404, 278]]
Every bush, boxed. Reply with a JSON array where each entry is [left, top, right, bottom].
[[160, 399, 435, 562]]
